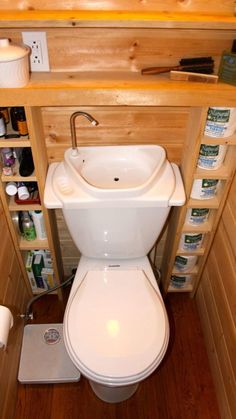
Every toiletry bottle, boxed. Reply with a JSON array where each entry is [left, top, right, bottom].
[[0, 113, 6, 137], [17, 182, 30, 200], [0, 107, 9, 124], [5, 181, 18, 196], [218, 39, 236, 85], [21, 211, 36, 241], [16, 107, 28, 136], [31, 210, 47, 240]]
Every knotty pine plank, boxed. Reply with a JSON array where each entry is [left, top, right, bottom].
[[14, 294, 220, 419]]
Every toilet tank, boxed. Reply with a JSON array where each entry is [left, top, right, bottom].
[[63, 206, 171, 259], [44, 146, 185, 260]]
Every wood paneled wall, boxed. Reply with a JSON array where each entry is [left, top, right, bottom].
[[0, 0, 235, 15], [0, 201, 29, 419], [196, 172, 236, 419], [42, 106, 188, 163], [1, 28, 235, 73]]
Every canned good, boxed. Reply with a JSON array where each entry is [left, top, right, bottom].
[[204, 107, 236, 138], [197, 144, 227, 170], [180, 233, 204, 251], [174, 255, 198, 272], [170, 274, 192, 289], [185, 208, 210, 225], [191, 179, 219, 200]]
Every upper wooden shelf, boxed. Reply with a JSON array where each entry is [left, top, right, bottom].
[[1, 72, 236, 107], [0, 10, 236, 29]]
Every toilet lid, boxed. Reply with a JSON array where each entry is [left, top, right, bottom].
[[64, 269, 168, 383]]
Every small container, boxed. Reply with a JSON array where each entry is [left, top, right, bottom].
[[190, 179, 219, 200], [5, 181, 17, 196], [204, 107, 236, 138], [197, 144, 227, 170], [31, 210, 47, 240], [10, 107, 19, 132], [170, 274, 192, 289], [185, 208, 210, 225], [0, 107, 9, 124], [16, 107, 28, 136], [0, 39, 30, 88], [1, 147, 15, 166], [20, 211, 36, 241], [17, 182, 30, 200], [0, 113, 6, 137], [218, 39, 236, 86], [174, 255, 198, 272], [180, 233, 204, 251]]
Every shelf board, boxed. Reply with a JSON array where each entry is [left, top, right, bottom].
[[1, 72, 236, 107], [19, 237, 49, 250], [8, 196, 41, 211], [194, 165, 230, 180], [172, 265, 198, 275], [187, 196, 220, 209], [201, 134, 236, 145], [182, 220, 212, 233], [168, 283, 194, 293], [1, 10, 236, 29], [0, 138, 30, 147], [176, 248, 205, 256]]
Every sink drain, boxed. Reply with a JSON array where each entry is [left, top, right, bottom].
[[114, 177, 119, 182]]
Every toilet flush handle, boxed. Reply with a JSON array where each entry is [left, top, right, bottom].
[[70, 111, 99, 156]]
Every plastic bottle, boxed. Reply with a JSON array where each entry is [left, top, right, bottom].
[[21, 211, 36, 241], [17, 182, 30, 200], [5, 181, 18, 196], [31, 210, 47, 240], [0, 113, 6, 137]]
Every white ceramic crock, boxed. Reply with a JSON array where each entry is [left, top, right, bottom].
[[0, 39, 30, 87]]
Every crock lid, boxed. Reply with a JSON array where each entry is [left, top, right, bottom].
[[0, 39, 29, 62], [64, 268, 168, 381]]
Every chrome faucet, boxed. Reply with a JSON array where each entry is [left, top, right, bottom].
[[70, 111, 99, 156]]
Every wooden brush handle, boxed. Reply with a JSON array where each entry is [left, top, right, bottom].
[[141, 62, 213, 75], [141, 65, 181, 75]]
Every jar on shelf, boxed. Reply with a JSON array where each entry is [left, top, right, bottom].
[[0, 113, 6, 137], [185, 208, 210, 225], [197, 144, 227, 170], [174, 255, 198, 272], [190, 179, 219, 200], [170, 274, 192, 289], [179, 233, 204, 251], [204, 107, 236, 138]]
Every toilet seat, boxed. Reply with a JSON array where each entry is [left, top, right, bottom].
[[64, 268, 169, 386]]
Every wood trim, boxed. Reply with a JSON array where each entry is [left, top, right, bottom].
[[0, 10, 236, 29], [1, 73, 236, 107]]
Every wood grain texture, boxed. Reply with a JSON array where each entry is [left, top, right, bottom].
[[196, 172, 236, 419], [14, 293, 220, 419], [0, 202, 29, 419], [0, 0, 235, 15]]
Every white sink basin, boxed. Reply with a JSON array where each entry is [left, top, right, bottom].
[[64, 145, 166, 191]]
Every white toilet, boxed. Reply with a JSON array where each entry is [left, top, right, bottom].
[[44, 142, 185, 403]]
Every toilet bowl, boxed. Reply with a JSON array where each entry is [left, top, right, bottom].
[[63, 256, 169, 403], [44, 143, 185, 402]]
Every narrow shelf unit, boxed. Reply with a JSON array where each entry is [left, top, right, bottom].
[[161, 107, 236, 296]]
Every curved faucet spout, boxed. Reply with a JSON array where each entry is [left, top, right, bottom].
[[70, 111, 99, 156]]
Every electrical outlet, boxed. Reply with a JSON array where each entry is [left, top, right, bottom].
[[22, 31, 50, 72]]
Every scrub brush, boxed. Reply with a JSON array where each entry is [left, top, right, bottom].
[[141, 57, 214, 75]]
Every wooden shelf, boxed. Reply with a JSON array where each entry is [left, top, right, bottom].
[[19, 236, 49, 250], [8, 196, 42, 211], [168, 283, 194, 292], [0, 10, 236, 29], [1, 72, 236, 107], [0, 138, 30, 147], [201, 134, 236, 146], [194, 165, 231, 180], [176, 247, 205, 256]]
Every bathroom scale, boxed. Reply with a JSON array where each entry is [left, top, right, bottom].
[[18, 323, 80, 384]]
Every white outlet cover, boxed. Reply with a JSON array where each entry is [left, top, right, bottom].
[[22, 31, 50, 72]]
